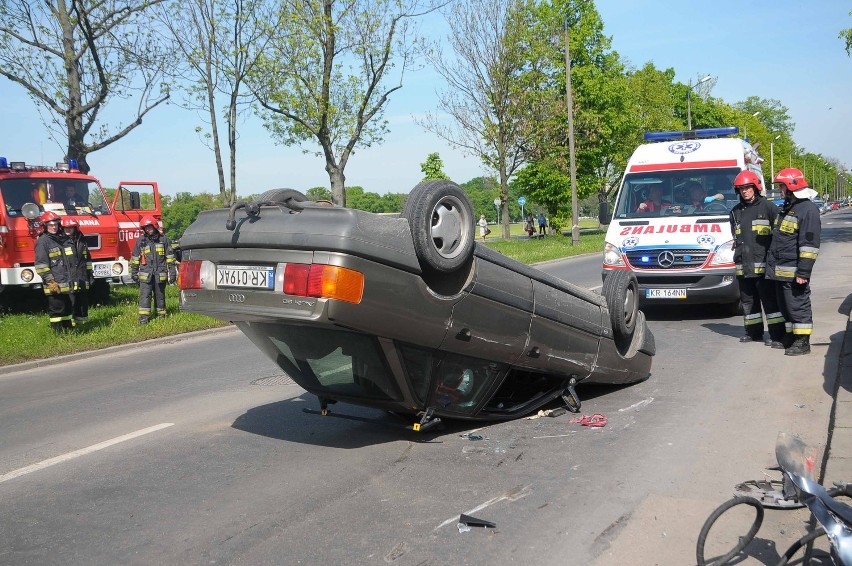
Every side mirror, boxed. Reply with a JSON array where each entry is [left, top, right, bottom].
[[598, 201, 612, 225], [129, 191, 141, 210], [21, 202, 41, 220]]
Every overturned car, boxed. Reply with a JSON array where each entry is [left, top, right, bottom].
[[178, 181, 655, 430]]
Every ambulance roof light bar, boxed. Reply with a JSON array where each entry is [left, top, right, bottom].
[[644, 126, 740, 142]]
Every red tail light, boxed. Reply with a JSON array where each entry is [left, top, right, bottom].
[[284, 263, 363, 304], [179, 260, 202, 289]]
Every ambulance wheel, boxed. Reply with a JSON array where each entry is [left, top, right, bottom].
[[602, 270, 638, 342], [403, 180, 475, 273], [255, 188, 308, 205]]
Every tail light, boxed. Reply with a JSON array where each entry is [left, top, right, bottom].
[[179, 260, 202, 289], [284, 263, 363, 304]]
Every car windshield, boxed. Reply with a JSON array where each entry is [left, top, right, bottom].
[[0, 178, 109, 216], [613, 168, 742, 219], [239, 323, 404, 402]]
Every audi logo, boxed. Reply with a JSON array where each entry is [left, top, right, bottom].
[[228, 293, 246, 303], [657, 251, 675, 268]]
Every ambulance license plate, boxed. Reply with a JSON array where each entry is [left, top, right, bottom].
[[216, 266, 275, 289], [645, 288, 686, 299], [93, 264, 113, 277]]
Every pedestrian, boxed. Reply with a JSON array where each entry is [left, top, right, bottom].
[[130, 216, 177, 325], [729, 171, 785, 347], [537, 212, 547, 237], [524, 214, 534, 238], [33, 212, 73, 331], [478, 214, 488, 241], [766, 168, 821, 356], [61, 217, 94, 327]]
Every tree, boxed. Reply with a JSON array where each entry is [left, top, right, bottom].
[[160, 0, 276, 206], [420, 152, 450, 180], [841, 13, 852, 55], [250, 0, 441, 207], [161, 191, 224, 240], [421, 0, 541, 239], [0, 0, 171, 173], [306, 186, 333, 202]]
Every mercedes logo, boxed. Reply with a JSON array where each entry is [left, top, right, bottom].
[[657, 251, 675, 268], [228, 293, 246, 303]]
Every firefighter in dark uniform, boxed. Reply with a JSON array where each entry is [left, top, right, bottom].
[[729, 170, 785, 347], [130, 216, 177, 325], [766, 168, 821, 356], [61, 216, 93, 326], [34, 212, 73, 331]]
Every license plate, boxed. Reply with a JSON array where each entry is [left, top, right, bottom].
[[645, 288, 687, 299], [216, 266, 275, 289], [93, 263, 112, 277]]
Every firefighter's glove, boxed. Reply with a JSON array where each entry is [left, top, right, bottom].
[[47, 280, 61, 295], [88, 275, 95, 286], [131, 274, 139, 284]]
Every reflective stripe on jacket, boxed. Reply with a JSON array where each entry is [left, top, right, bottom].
[[130, 232, 176, 281], [766, 197, 821, 282], [729, 195, 779, 277], [34, 232, 74, 293]]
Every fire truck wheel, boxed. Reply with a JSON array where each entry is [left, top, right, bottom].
[[88, 279, 111, 305], [602, 270, 638, 342], [255, 189, 308, 205], [402, 180, 475, 273]]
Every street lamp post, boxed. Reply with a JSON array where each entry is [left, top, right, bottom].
[[769, 134, 781, 188], [687, 74, 712, 130], [744, 110, 761, 140]]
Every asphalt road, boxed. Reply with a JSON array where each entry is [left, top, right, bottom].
[[1, 209, 850, 566]]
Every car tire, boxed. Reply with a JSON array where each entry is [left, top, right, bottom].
[[255, 188, 308, 204], [402, 180, 475, 273], [602, 270, 638, 341]]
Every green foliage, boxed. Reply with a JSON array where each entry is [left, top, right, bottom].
[[420, 152, 450, 180], [161, 192, 225, 240], [306, 186, 333, 201]]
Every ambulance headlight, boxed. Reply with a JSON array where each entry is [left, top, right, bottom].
[[111, 262, 124, 275], [603, 242, 625, 267], [20, 269, 35, 282], [709, 240, 735, 266]]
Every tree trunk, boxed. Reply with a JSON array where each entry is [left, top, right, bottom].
[[328, 164, 347, 207]]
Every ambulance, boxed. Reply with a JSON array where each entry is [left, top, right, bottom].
[[599, 126, 764, 311]]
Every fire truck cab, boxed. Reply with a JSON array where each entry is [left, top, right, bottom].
[[0, 156, 162, 301], [599, 127, 764, 311]]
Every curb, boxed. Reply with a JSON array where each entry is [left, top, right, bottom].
[[0, 325, 238, 376]]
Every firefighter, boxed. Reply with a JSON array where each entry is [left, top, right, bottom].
[[766, 168, 821, 356], [34, 212, 73, 331], [130, 216, 177, 325], [61, 217, 94, 326], [729, 170, 785, 347]]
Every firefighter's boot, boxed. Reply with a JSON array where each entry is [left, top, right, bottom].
[[50, 321, 65, 333], [784, 335, 811, 356], [139, 316, 150, 326]]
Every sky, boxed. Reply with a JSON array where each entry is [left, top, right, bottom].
[[2, 0, 851, 197]]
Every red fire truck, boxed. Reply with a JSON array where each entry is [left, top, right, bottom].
[[0, 156, 163, 302]]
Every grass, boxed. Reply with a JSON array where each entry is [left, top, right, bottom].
[[0, 219, 606, 366], [0, 285, 227, 366]]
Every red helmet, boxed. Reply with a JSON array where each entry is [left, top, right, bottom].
[[773, 168, 808, 191], [40, 211, 61, 223], [139, 216, 158, 229], [733, 170, 762, 192], [61, 217, 79, 228]]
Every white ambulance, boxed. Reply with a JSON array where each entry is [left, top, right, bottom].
[[599, 126, 764, 311]]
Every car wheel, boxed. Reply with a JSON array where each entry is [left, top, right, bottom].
[[255, 188, 308, 204], [602, 270, 638, 341], [402, 180, 475, 273]]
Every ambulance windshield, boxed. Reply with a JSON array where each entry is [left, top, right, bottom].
[[613, 168, 742, 219]]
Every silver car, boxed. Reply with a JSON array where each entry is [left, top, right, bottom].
[[178, 181, 655, 430]]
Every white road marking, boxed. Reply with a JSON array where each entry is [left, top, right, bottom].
[[0, 423, 174, 484]]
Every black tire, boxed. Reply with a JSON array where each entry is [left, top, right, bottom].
[[402, 180, 475, 273], [696, 496, 764, 566], [88, 278, 111, 305], [255, 188, 308, 204], [602, 270, 639, 342]]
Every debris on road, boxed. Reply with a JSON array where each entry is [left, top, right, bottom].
[[569, 414, 607, 427]]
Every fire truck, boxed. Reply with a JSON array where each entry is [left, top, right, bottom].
[[0, 156, 163, 302]]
